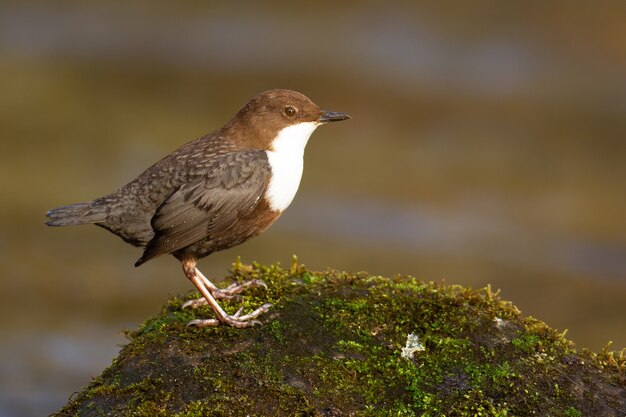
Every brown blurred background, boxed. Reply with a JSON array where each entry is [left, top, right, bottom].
[[1, 2, 625, 415]]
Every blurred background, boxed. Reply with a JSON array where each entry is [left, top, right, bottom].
[[1, 2, 625, 415]]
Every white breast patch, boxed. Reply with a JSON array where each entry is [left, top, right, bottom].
[[265, 122, 319, 212]]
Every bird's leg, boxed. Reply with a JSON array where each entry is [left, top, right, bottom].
[[181, 268, 229, 309], [182, 267, 269, 309], [181, 255, 272, 328]]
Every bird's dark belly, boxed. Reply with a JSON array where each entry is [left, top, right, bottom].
[[178, 198, 281, 260]]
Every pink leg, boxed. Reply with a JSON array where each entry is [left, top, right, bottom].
[[181, 268, 268, 309], [181, 256, 272, 328]]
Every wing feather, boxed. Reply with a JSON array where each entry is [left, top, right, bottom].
[[135, 150, 270, 265]]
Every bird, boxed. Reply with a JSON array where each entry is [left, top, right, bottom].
[[46, 89, 350, 328]]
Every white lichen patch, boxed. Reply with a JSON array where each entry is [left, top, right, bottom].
[[401, 333, 425, 359]]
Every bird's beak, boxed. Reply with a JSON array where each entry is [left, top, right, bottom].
[[319, 111, 351, 123]]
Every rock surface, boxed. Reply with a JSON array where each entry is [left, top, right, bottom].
[[53, 260, 626, 417]]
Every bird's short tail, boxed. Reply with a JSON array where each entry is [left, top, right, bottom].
[[45, 202, 107, 226]]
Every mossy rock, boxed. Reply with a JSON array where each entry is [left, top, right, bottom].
[[54, 259, 626, 417]]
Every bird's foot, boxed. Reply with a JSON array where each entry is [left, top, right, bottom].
[[187, 303, 273, 328], [182, 260, 272, 328], [182, 279, 268, 309]]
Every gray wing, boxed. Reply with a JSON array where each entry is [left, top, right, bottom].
[[135, 150, 270, 265]]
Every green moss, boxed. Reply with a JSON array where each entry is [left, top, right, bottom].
[[563, 406, 583, 417], [53, 259, 626, 417]]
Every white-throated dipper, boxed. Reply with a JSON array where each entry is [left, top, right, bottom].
[[46, 89, 350, 328]]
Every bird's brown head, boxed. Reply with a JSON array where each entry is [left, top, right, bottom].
[[224, 89, 350, 150]]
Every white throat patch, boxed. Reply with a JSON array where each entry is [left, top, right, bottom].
[[265, 122, 319, 212]]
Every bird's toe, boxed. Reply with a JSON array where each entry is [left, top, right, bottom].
[[186, 318, 220, 328], [182, 297, 208, 309]]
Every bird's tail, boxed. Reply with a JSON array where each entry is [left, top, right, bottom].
[[45, 202, 107, 226]]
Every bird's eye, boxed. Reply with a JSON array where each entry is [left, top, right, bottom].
[[283, 106, 297, 117]]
